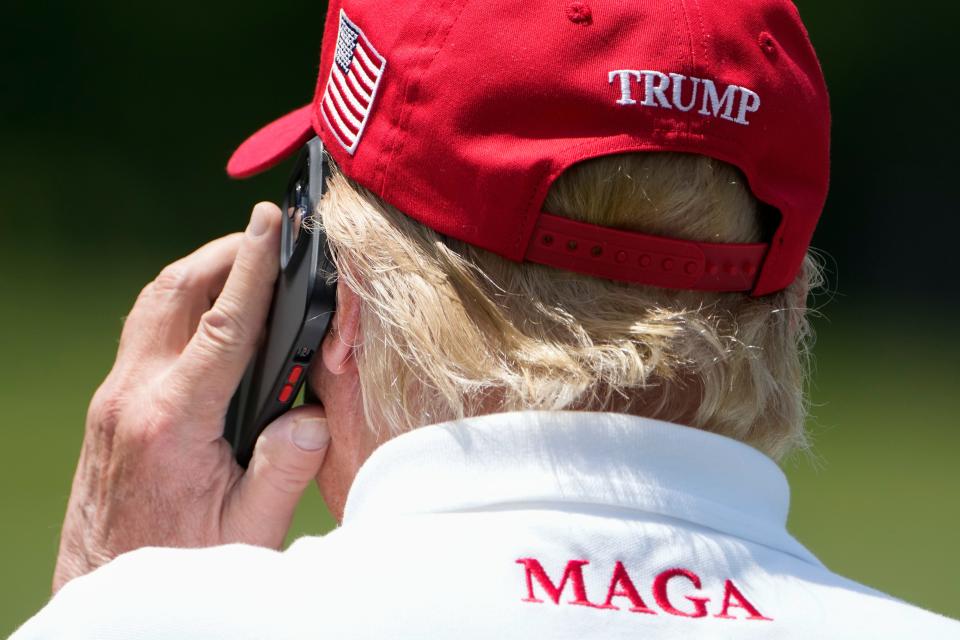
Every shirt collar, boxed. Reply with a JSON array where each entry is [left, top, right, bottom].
[[342, 411, 821, 566]]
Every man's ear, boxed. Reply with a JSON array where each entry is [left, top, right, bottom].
[[321, 284, 361, 375]]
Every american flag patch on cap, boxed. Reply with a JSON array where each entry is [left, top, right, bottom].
[[320, 9, 387, 155]]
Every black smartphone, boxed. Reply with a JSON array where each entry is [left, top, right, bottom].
[[224, 137, 337, 467]]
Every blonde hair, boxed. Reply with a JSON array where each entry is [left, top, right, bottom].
[[316, 153, 821, 460]]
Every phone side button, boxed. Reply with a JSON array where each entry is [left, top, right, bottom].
[[278, 384, 295, 403], [288, 365, 304, 384]]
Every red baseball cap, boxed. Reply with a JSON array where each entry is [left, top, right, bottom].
[[228, 0, 830, 296]]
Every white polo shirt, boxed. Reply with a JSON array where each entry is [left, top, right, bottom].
[[12, 411, 960, 639]]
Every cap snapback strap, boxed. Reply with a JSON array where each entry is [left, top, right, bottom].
[[524, 213, 769, 293]]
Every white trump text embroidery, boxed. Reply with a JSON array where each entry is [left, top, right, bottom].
[[608, 70, 761, 126]]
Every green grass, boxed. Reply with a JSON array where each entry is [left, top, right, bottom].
[[1, 255, 957, 635], [784, 313, 960, 616]]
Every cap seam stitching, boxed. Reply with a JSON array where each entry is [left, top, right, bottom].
[[677, 0, 697, 142], [380, 0, 472, 197], [690, 0, 712, 139], [374, 0, 451, 193]]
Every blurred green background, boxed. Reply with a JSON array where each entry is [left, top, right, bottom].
[[1, 0, 958, 634]]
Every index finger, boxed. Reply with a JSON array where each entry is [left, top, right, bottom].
[[168, 202, 283, 431], [118, 233, 244, 361]]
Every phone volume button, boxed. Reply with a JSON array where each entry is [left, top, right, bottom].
[[278, 384, 295, 403], [288, 365, 304, 384]]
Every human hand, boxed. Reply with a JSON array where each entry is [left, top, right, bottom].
[[53, 203, 330, 593]]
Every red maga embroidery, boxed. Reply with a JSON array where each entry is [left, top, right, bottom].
[[599, 561, 657, 614], [516, 558, 596, 607], [716, 580, 773, 621], [516, 559, 772, 622], [652, 568, 710, 618]]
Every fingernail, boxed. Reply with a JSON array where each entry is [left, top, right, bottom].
[[246, 204, 271, 237], [292, 418, 330, 451]]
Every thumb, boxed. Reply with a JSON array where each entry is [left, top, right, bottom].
[[224, 407, 330, 547]]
